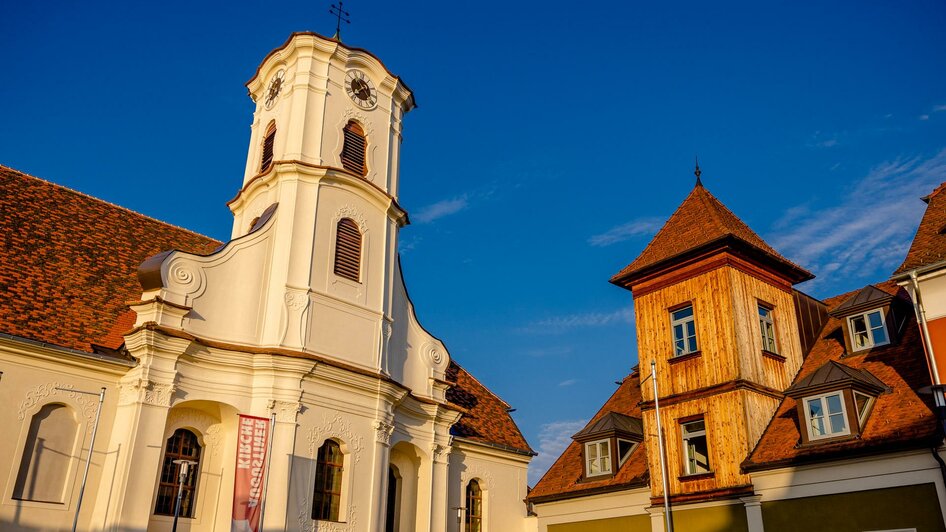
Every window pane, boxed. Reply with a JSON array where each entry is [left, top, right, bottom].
[[674, 324, 683, 341], [867, 311, 884, 329], [686, 321, 695, 336], [855, 393, 871, 417], [826, 394, 843, 415], [675, 340, 685, 356], [872, 324, 888, 344], [829, 413, 846, 433], [687, 337, 697, 352], [673, 307, 693, 320]]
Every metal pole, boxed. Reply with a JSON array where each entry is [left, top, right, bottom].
[[651, 360, 673, 532], [72, 387, 106, 532], [256, 413, 277, 531]]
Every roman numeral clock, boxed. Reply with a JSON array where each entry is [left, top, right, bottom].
[[345, 69, 377, 109]]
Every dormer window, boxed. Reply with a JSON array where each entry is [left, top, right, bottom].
[[584, 439, 612, 477], [785, 360, 887, 445], [848, 310, 889, 351], [803, 392, 849, 440], [572, 411, 644, 481], [670, 305, 698, 357]]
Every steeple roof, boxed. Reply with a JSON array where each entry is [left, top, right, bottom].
[[611, 181, 813, 285]]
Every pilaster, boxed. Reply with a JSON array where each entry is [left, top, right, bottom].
[[742, 495, 764, 532], [368, 418, 395, 532], [263, 400, 303, 531]]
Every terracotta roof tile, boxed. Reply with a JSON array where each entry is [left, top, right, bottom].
[[0, 165, 221, 354], [528, 373, 649, 501], [446, 361, 533, 454], [894, 182, 946, 275], [744, 281, 938, 470], [612, 182, 811, 283]]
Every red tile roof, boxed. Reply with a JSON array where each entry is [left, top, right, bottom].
[[894, 182, 946, 275], [447, 361, 533, 454], [528, 373, 649, 502], [0, 164, 527, 454], [0, 165, 221, 353], [611, 182, 812, 284], [743, 281, 938, 471]]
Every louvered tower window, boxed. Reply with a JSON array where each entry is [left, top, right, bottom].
[[334, 218, 362, 282], [341, 121, 367, 176], [260, 121, 276, 172]]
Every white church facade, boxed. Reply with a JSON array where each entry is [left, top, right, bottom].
[[0, 32, 533, 532]]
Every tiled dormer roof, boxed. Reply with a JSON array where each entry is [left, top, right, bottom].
[[744, 281, 937, 471], [829, 284, 895, 318], [572, 411, 644, 441], [528, 373, 649, 503], [611, 181, 812, 285], [894, 181, 946, 275], [0, 165, 221, 354]]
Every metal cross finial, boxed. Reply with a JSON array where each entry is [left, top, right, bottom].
[[329, 2, 350, 40], [694, 155, 703, 186]]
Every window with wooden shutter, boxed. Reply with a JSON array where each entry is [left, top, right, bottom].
[[334, 218, 362, 282], [341, 121, 367, 176], [260, 121, 276, 172]]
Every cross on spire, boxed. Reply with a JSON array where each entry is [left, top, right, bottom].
[[694, 155, 703, 186], [329, 2, 350, 41]]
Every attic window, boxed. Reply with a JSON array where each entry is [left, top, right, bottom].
[[804, 391, 850, 440], [849, 310, 889, 351], [617, 439, 637, 467], [341, 121, 367, 176], [584, 439, 612, 477], [260, 121, 276, 172], [334, 218, 362, 282]]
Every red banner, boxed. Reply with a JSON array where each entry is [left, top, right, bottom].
[[231, 414, 270, 532]]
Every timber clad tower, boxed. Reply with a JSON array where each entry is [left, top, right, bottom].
[[609, 180, 813, 503]]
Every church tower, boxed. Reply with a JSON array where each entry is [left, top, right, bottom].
[[610, 176, 813, 503]]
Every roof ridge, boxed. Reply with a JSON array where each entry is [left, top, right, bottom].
[[0, 164, 220, 245]]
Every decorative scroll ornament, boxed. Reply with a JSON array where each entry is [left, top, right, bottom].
[[422, 342, 447, 369], [166, 407, 223, 456], [334, 204, 368, 232], [372, 420, 395, 445], [284, 290, 309, 311], [165, 258, 207, 302], [118, 379, 175, 407], [342, 108, 374, 135], [18, 382, 97, 435], [311, 414, 365, 464]]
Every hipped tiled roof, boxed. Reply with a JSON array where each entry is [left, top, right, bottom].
[[528, 373, 649, 502], [829, 284, 894, 317], [446, 361, 533, 454], [744, 281, 937, 471], [0, 165, 221, 353], [785, 360, 887, 397], [611, 182, 812, 284], [894, 182, 946, 275], [572, 411, 644, 440]]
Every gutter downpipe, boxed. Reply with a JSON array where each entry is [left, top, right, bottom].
[[651, 360, 673, 532], [907, 271, 946, 489]]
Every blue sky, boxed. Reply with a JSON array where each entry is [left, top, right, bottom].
[[2, 1, 945, 484]]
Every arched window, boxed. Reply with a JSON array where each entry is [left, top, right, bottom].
[[260, 121, 276, 172], [465, 480, 483, 532], [312, 440, 343, 521], [334, 218, 362, 282], [14, 403, 78, 503], [154, 429, 202, 518], [341, 121, 367, 176]]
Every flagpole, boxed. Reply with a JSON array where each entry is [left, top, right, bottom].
[[72, 387, 106, 532], [651, 360, 673, 532], [256, 412, 277, 532]]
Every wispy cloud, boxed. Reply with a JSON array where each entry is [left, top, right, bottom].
[[934, 104, 946, 113], [920, 114, 930, 121], [413, 195, 469, 223], [528, 419, 587, 485], [588, 217, 664, 247], [807, 130, 841, 149], [519, 307, 634, 334], [558, 379, 578, 387], [398, 235, 421, 254], [769, 149, 946, 286]]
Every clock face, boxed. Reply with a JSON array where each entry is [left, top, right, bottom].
[[345, 70, 377, 109], [264, 69, 285, 110]]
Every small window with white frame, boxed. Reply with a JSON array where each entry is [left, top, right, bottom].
[[848, 309, 889, 351], [671, 305, 698, 357], [617, 439, 637, 467], [853, 390, 875, 427], [584, 439, 611, 477], [681, 419, 710, 475], [758, 305, 777, 353], [804, 391, 850, 440]]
